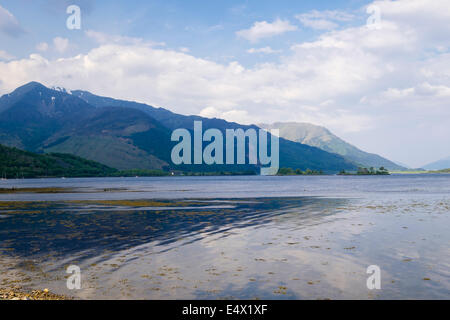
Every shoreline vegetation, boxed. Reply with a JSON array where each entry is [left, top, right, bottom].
[[277, 168, 324, 175], [0, 144, 260, 179], [429, 168, 450, 173], [2, 165, 450, 179], [1, 144, 449, 179], [338, 167, 390, 176], [391, 168, 450, 174]]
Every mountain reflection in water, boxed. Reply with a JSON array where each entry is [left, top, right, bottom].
[[0, 175, 449, 299]]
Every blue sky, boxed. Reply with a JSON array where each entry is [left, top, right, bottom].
[[1, 0, 368, 64], [0, 0, 449, 167]]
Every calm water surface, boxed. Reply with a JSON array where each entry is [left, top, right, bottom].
[[0, 175, 449, 299]]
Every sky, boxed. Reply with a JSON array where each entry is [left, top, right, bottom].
[[0, 0, 449, 168]]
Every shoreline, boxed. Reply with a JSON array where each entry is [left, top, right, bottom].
[[1, 171, 449, 183], [0, 255, 71, 300], [0, 287, 70, 300]]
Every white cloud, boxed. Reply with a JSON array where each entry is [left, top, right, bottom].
[[221, 109, 251, 124], [53, 37, 69, 53], [236, 19, 298, 43], [379, 83, 450, 102], [199, 106, 220, 118], [36, 42, 49, 52], [0, 5, 24, 37], [382, 87, 415, 99], [370, 0, 450, 48], [0, 41, 385, 132], [247, 47, 281, 54], [418, 83, 450, 97], [1, 0, 450, 166], [0, 50, 14, 61], [296, 10, 354, 30], [208, 24, 224, 32]]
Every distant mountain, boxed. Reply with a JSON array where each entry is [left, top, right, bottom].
[[0, 144, 116, 178], [423, 156, 450, 170], [0, 82, 358, 173], [258, 122, 405, 170], [393, 161, 411, 169]]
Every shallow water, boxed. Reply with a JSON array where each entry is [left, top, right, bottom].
[[0, 175, 449, 299]]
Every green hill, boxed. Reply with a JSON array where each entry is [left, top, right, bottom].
[[0, 144, 117, 178]]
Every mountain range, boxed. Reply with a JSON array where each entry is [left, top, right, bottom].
[[422, 156, 450, 170], [258, 122, 406, 171], [0, 82, 357, 174]]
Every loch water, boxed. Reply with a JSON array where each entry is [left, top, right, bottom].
[[0, 174, 449, 299]]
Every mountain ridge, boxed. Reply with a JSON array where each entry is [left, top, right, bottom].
[[258, 122, 405, 170], [0, 82, 357, 173], [422, 156, 450, 170], [70, 85, 357, 172]]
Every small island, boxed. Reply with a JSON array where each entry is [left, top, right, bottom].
[[277, 168, 324, 175], [338, 167, 390, 176]]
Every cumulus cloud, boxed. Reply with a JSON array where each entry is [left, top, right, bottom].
[[199, 106, 220, 118], [53, 37, 69, 53], [247, 47, 281, 54], [371, 0, 450, 47], [36, 42, 49, 52], [296, 10, 354, 30], [0, 50, 14, 61], [0, 0, 449, 166], [0, 5, 25, 37], [236, 19, 298, 43]]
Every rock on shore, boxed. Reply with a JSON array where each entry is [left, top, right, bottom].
[[0, 287, 70, 300]]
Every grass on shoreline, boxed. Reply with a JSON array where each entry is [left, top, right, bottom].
[[391, 169, 450, 174]]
